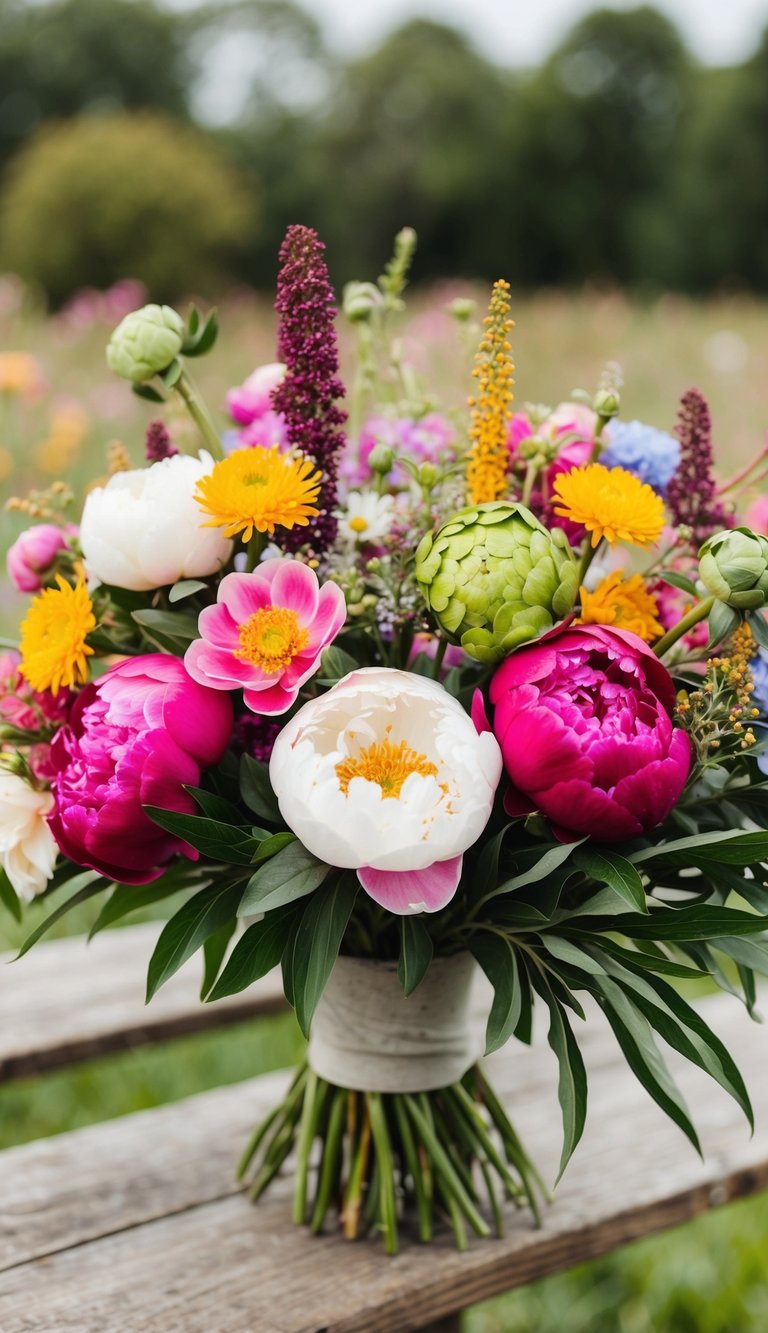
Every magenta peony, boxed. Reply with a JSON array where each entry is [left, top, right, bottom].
[[488, 624, 691, 841], [7, 524, 72, 593], [48, 654, 233, 884]]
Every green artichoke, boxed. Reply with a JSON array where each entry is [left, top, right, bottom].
[[698, 528, 768, 610], [414, 501, 578, 663], [106, 304, 185, 383]]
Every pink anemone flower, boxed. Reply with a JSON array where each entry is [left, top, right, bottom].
[[184, 557, 347, 715]]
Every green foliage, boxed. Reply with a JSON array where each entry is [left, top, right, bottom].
[[0, 112, 253, 304]]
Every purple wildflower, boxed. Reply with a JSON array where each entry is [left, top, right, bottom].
[[231, 713, 282, 764], [272, 225, 347, 555], [666, 388, 727, 544], [144, 420, 177, 462]]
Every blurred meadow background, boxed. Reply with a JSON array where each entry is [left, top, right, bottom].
[[2, 0, 768, 1328]]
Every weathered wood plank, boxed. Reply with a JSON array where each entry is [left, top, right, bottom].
[[1, 993, 766, 1331], [0, 924, 286, 1080]]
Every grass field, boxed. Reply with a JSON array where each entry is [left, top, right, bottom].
[[2, 283, 768, 1329]]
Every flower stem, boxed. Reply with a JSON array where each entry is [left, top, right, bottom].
[[430, 636, 448, 680], [175, 367, 224, 460], [653, 595, 715, 659]]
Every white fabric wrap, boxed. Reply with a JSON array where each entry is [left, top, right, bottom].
[[308, 953, 483, 1093]]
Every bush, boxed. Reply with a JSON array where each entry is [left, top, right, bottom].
[[0, 112, 254, 304]]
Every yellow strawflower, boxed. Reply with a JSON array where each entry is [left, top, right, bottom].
[[466, 279, 514, 505], [553, 463, 665, 548], [578, 569, 664, 642], [195, 446, 322, 542], [19, 577, 95, 695]]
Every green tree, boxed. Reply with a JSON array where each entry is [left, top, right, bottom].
[[0, 112, 254, 304], [0, 0, 193, 166], [507, 6, 692, 286]]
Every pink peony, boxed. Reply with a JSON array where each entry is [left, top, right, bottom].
[[48, 655, 233, 884], [227, 363, 286, 424], [488, 624, 691, 841], [7, 524, 72, 593], [184, 558, 346, 716]]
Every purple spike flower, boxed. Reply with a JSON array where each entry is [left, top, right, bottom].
[[666, 388, 726, 544], [144, 419, 177, 462], [272, 225, 347, 555]]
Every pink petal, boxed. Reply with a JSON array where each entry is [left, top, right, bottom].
[[471, 689, 492, 734], [197, 602, 238, 647], [218, 571, 271, 625], [537, 779, 643, 841], [358, 855, 463, 915], [243, 679, 298, 715], [304, 582, 347, 651], [269, 559, 319, 622]]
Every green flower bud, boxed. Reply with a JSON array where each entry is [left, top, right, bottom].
[[342, 281, 384, 323], [593, 388, 621, 420], [417, 462, 440, 489], [414, 501, 578, 663], [448, 297, 476, 323], [368, 443, 395, 474], [698, 527, 768, 610], [107, 304, 185, 383]]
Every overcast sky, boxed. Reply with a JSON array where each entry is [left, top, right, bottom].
[[298, 0, 768, 65]]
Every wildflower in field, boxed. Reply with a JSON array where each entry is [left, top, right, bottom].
[[337, 491, 394, 546], [666, 388, 726, 542], [553, 463, 665, 548], [19, 576, 95, 695], [0, 352, 43, 397], [466, 279, 515, 505]]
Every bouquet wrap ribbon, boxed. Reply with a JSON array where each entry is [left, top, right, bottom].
[[307, 952, 483, 1092]]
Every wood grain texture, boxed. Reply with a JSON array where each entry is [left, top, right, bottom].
[[0, 924, 286, 1080], [1, 992, 767, 1331]]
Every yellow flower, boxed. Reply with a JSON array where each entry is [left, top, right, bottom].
[[466, 279, 515, 505], [195, 446, 322, 542], [553, 463, 665, 548], [19, 577, 95, 695], [0, 352, 42, 396], [578, 569, 664, 642]]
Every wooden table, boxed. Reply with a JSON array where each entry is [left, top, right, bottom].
[[1, 929, 767, 1331]]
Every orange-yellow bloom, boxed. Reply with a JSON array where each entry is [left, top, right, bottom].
[[578, 569, 664, 642], [195, 445, 321, 542], [19, 576, 95, 694], [553, 463, 665, 548], [466, 279, 514, 505]]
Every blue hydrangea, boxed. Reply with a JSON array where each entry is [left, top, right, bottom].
[[749, 650, 768, 774], [601, 419, 681, 495]]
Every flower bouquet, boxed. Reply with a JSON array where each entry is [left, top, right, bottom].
[[4, 224, 768, 1254]]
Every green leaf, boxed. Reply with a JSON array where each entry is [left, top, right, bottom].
[[132, 382, 166, 403], [145, 880, 244, 1001], [184, 309, 219, 357], [469, 934, 522, 1054], [618, 905, 768, 941], [238, 840, 330, 916], [16, 873, 108, 958], [495, 839, 587, 895], [630, 830, 768, 869], [595, 975, 701, 1154], [532, 974, 587, 1180], [239, 753, 281, 823], [748, 609, 768, 652], [143, 806, 265, 865], [600, 958, 753, 1127], [397, 917, 433, 996], [542, 935, 606, 976], [583, 937, 707, 979], [161, 358, 182, 389], [169, 579, 207, 604], [250, 831, 296, 864], [131, 608, 199, 642], [707, 600, 741, 648], [183, 786, 245, 825], [209, 906, 296, 1001], [574, 846, 647, 913], [657, 571, 697, 596], [472, 823, 512, 893], [200, 920, 236, 999], [89, 866, 206, 939], [0, 867, 21, 922], [316, 644, 359, 684], [710, 934, 768, 976], [288, 877, 358, 1036]]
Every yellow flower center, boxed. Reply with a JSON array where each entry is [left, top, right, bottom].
[[349, 515, 368, 533], [336, 735, 438, 799], [234, 605, 309, 674]]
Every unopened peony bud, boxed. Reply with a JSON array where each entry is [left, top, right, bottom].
[[106, 304, 185, 383], [698, 528, 768, 610], [593, 388, 621, 421]]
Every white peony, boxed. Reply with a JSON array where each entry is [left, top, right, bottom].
[[269, 668, 502, 914], [80, 452, 233, 592], [0, 769, 57, 901]]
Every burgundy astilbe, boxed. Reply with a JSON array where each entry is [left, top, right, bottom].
[[144, 420, 178, 462], [272, 225, 347, 554], [666, 388, 726, 544]]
